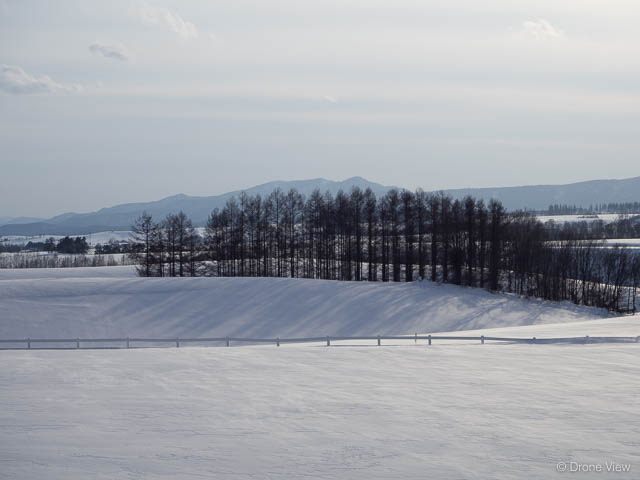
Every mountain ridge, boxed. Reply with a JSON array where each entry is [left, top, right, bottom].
[[0, 177, 393, 235], [1, 175, 639, 236]]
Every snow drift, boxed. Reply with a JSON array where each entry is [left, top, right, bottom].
[[0, 267, 610, 339]]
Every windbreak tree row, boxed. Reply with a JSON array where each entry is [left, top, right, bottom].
[[546, 202, 640, 215], [0, 254, 126, 269], [129, 188, 640, 313], [0, 236, 90, 254], [544, 215, 640, 240]]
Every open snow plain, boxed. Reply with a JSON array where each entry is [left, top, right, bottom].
[[1, 267, 638, 479]]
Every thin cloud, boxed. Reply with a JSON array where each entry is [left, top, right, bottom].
[[89, 42, 131, 61], [0, 64, 81, 94], [521, 19, 564, 40], [138, 2, 198, 39]]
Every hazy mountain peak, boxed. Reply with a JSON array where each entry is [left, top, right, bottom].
[[342, 176, 368, 182]]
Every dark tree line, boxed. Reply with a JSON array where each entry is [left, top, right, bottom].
[[130, 188, 640, 313], [0, 236, 90, 254], [545, 216, 640, 241], [0, 243, 23, 253], [129, 211, 201, 278], [54, 236, 89, 254], [94, 240, 132, 255], [546, 202, 640, 215], [0, 254, 127, 269], [1, 237, 135, 255]]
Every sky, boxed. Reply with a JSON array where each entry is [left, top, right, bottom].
[[1, 0, 640, 218]]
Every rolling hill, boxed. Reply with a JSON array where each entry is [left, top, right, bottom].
[[0, 267, 609, 339]]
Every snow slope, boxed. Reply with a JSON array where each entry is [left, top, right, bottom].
[[435, 316, 639, 342], [1, 341, 638, 479], [0, 265, 136, 280], [0, 267, 611, 339]]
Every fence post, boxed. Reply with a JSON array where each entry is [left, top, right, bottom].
[[126, 337, 130, 349], [481, 335, 485, 345], [377, 335, 381, 346], [176, 338, 180, 348], [226, 336, 230, 347], [27, 338, 31, 349], [276, 337, 280, 347], [326, 336, 330, 347], [428, 334, 431, 345], [76, 338, 80, 349]]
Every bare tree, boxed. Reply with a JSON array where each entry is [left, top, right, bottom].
[[129, 211, 156, 277]]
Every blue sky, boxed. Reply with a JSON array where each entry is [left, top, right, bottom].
[[1, 0, 640, 217]]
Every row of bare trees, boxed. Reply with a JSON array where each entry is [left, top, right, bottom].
[[201, 189, 508, 289], [545, 215, 640, 240], [130, 188, 640, 313], [546, 202, 640, 215], [129, 212, 200, 277], [0, 253, 125, 269]]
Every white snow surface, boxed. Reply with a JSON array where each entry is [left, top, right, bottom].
[[602, 238, 640, 248], [0, 265, 136, 280], [440, 315, 639, 339], [536, 213, 629, 224], [0, 267, 611, 339], [2, 268, 639, 479], [1, 341, 639, 479]]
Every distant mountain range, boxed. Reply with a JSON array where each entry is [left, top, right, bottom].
[[0, 177, 391, 236], [0, 216, 45, 226], [1, 175, 639, 236], [443, 176, 640, 213]]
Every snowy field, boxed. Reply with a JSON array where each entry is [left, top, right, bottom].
[[603, 238, 640, 249], [2, 268, 638, 479], [0, 265, 136, 281], [1, 339, 639, 479], [536, 214, 631, 224], [0, 267, 610, 339]]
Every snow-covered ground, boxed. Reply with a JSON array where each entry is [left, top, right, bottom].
[[602, 238, 640, 249], [536, 213, 631, 224], [1, 338, 638, 479], [440, 315, 639, 339], [0, 267, 611, 339], [2, 267, 637, 479], [0, 265, 136, 280]]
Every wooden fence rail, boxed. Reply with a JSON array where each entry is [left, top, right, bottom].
[[0, 334, 638, 350]]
